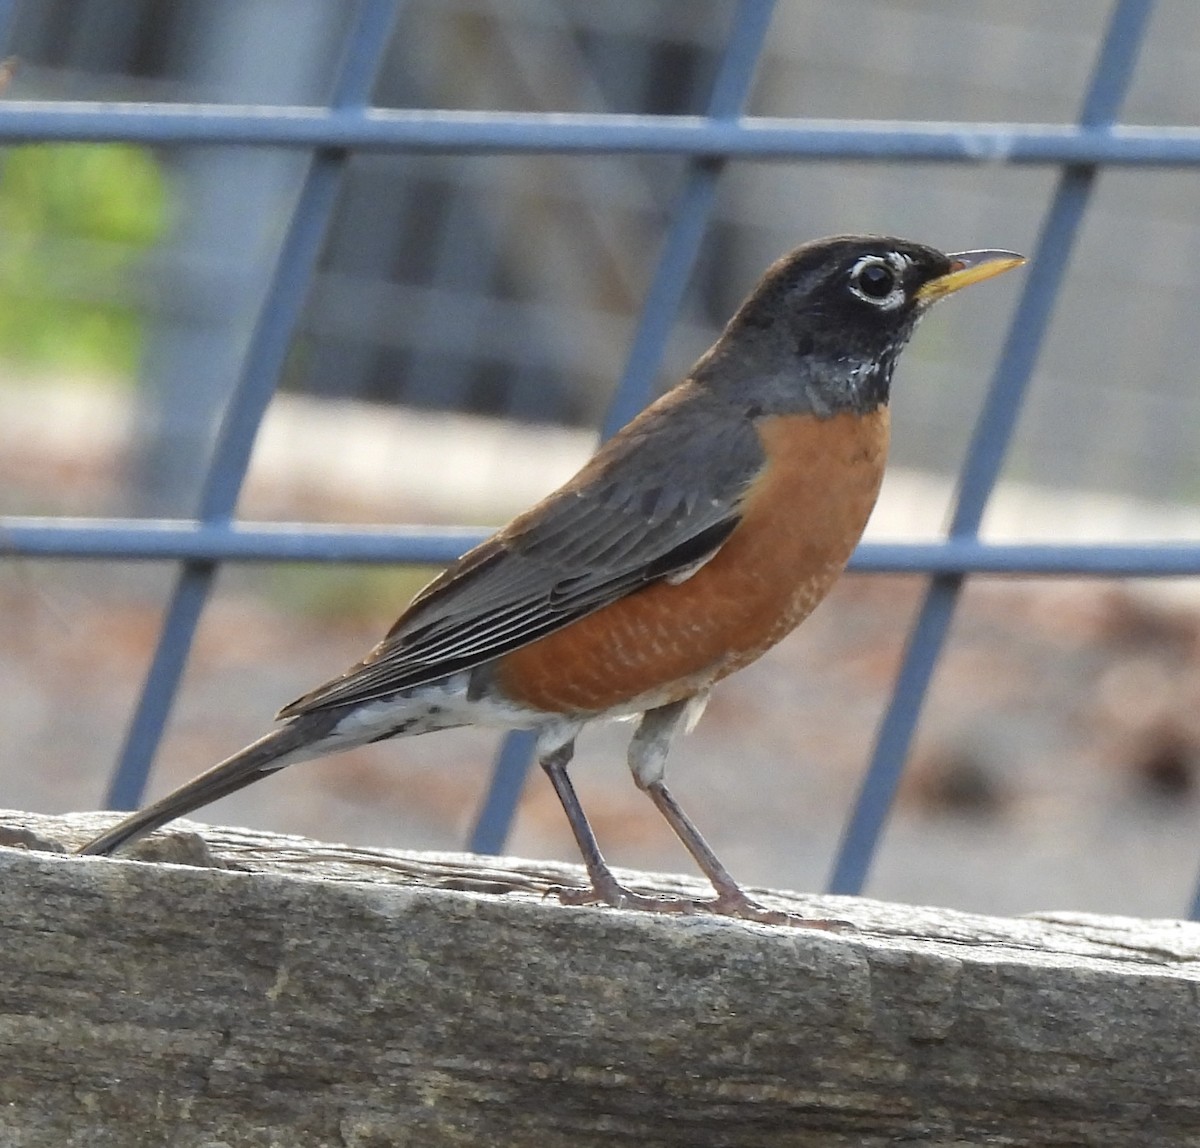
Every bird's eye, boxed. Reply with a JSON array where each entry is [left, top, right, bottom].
[[847, 254, 908, 310], [855, 263, 895, 298]]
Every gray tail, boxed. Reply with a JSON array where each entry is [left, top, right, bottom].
[[78, 710, 342, 857]]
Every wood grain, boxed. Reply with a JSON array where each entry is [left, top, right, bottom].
[[2, 808, 1198, 1148]]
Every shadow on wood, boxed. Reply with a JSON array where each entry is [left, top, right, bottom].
[[2, 808, 1199, 1147]]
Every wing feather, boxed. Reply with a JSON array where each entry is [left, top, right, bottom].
[[278, 387, 764, 718]]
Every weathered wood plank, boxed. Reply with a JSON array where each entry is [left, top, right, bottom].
[[2, 809, 1198, 1147]]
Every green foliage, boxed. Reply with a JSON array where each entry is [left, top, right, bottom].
[[253, 564, 437, 625], [0, 143, 169, 376]]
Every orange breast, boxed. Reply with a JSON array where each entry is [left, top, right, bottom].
[[494, 408, 889, 714]]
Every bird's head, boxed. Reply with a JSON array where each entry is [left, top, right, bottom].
[[697, 235, 1025, 417]]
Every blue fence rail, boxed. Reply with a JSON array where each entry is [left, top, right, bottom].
[[3, 107, 1200, 166], [2, 0, 1196, 915]]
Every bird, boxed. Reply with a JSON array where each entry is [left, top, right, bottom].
[[79, 235, 1024, 926]]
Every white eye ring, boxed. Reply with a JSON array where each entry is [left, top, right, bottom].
[[848, 252, 910, 311]]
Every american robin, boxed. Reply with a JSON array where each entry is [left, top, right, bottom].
[[79, 235, 1024, 926]]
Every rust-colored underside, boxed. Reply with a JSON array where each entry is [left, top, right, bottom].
[[494, 408, 889, 714]]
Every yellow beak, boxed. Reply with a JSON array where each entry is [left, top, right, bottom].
[[915, 249, 1026, 303]]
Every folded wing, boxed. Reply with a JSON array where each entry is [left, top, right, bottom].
[[279, 389, 765, 717]]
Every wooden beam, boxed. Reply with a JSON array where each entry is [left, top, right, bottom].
[[2, 809, 1198, 1147]]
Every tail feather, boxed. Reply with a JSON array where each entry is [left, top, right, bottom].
[[78, 710, 342, 857]]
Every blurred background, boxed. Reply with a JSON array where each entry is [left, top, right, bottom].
[[3, 0, 1200, 919]]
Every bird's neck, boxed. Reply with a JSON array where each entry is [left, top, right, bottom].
[[690, 338, 897, 420], [817, 345, 897, 416]]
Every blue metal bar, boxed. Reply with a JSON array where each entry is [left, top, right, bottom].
[[0, 519, 485, 563], [11, 519, 1200, 577], [597, 168, 722, 437], [601, 0, 776, 434], [104, 0, 400, 811], [0, 105, 1197, 165], [466, 730, 540, 855], [469, 0, 778, 854], [826, 0, 1158, 898]]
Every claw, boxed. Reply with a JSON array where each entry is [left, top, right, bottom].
[[553, 881, 699, 914], [550, 878, 856, 930], [706, 890, 856, 931]]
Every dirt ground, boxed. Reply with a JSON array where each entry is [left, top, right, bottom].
[[4, 386, 1200, 921]]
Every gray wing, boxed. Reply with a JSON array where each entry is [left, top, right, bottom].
[[278, 389, 764, 717]]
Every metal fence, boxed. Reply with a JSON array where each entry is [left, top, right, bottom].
[[3, 0, 1200, 916]]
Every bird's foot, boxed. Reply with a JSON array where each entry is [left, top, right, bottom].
[[551, 880, 702, 915], [551, 877, 855, 930], [702, 888, 855, 931]]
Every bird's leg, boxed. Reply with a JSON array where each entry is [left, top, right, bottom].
[[630, 700, 853, 930], [640, 781, 848, 929], [539, 739, 620, 905], [539, 734, 699, 914]]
